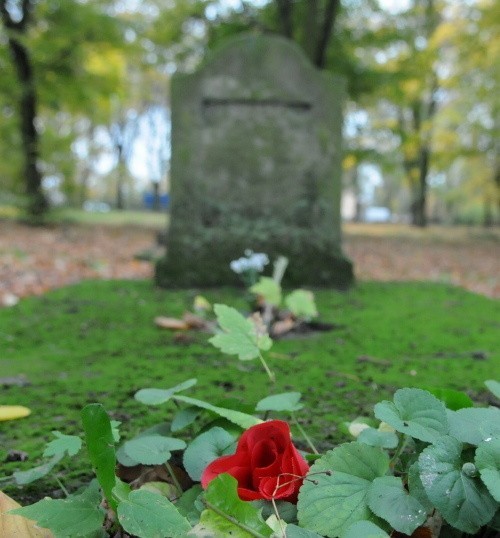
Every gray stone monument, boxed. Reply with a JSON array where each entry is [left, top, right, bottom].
[[156, 33, 353, 287]]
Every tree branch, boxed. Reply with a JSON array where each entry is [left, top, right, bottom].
[[314, 0, 340, 68]]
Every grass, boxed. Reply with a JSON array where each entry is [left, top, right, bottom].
[[1, 279, 499, 503]]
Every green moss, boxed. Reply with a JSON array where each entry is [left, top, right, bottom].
[[1, 280, 498, 502]]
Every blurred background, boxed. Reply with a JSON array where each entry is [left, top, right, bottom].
[[0, 0, 498, 226]]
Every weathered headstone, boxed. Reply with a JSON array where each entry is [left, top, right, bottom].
[[156, 34, 353, 287]]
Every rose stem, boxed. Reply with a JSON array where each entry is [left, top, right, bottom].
[[164, 460, 183, 494], [291, 412, 319, 454], [202, 499, 269, 538], [271, 498, 287, 538]]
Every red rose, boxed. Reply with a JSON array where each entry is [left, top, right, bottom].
[[201, 420, 309, 502]]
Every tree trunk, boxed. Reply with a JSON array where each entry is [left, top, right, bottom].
[[412, 146, 430, 227], [275, 0, 293, 38], [152, 181, 160, 212], [1, 0, 47, 219]]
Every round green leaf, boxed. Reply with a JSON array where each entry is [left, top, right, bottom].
[[285, 524, 323, 537], [367, 476, 426, 535], [135, 378, 197, 405], [374, 388, 448, 443], [285, 289, 318, 319], [357, 427, 398, 449], [297, 442, 390, 537], [250, 277, 282, 306], [418, 435, 497, 534], [256, 392, 304, 413], [424, 387, 474, 410], [485, 380, 500, 399], [447, 407, 500, 445], [475, 437, 500, 501], [342, 520, 390, 538], [183, 427, 236, 481], [117, 489, 191, 538], [123, 435, 186, 465]]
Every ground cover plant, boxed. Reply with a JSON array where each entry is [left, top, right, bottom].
[[1, 284, 500, 537]]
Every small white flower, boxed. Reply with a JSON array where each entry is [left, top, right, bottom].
[[348, 422, 370, 438]]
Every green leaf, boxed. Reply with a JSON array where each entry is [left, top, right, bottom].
[[10, 480, 105, 537], [13, 453, 63, 485], [135, 378, 197, 405], [123, 435, 186, 465], [81, 403, 117, 511], [284, 290, 318, 319], [195, 473, 273, 537], [485, 380, 500, 399], [171, 406, 200, 432], [342, 521, 390, 538], [183, 427, 236, 481], [110, 420, 121, 443], [447, 407, 500, 445], [407, 462, 433, 512], [43, 431, 82, 458], [173, 394, 262, 430], [367, 476, 426, 535], [176, 485, 204, 525], [250, 277, 282, 306], [112, 477, 132, 504], [424, 387, 474, 410], [117, 489, 191, 538], [209, 304, 272, 360], [297, 442, 390, 537], [357, 428, 398, 449], [255, 392, 304, 413], [418, 435, 497, 534], [285, 524, 324, 537], [475, 437, 500, 501], [374, 388, 448, 443]]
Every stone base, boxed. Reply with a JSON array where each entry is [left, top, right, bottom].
[[155, 231, 354, 289]]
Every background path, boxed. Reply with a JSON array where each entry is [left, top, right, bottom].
[[1, 220, 498, 306]]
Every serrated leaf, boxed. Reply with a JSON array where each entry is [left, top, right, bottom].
[[407, 462, 434, 512], [10, 481, 105, 537], [43, 431, 82, 458], [475, 437, 500, 501], [256, 392, 304, 413], [284, 290, 318, 319], [135, 378, 197, 405], [447, 407, 500, 445], [374, 388, 448, 443], [196, 473, 273, 537], [367, 476, 426, 535], [209, 304, 272, 360], [297, 442, 390, 537], [171, 407, 200, 432], [485, 380, 500, 399], [173, 394, 262, 430], [117, 489, 191, 538], [342, 520, 389, 538], [183, 427, 236, 481], [357, 427, 398, 449], [123, 435, 186, 465], [418, 435, 497, 534], [250, 277, 282, 306], [13, 454, 63, 485], [81, 404, 117, 511]]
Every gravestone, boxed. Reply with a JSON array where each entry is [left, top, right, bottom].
[[156, 34, 354, 287]]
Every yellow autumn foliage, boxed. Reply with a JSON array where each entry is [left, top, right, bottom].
[[0, 491, 54, 537], [0, 406, 31, 421]]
